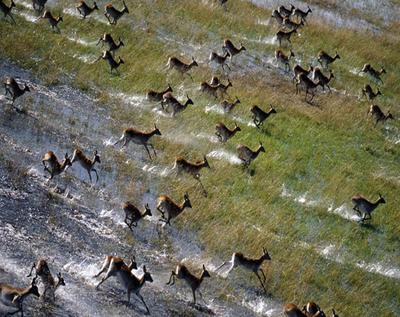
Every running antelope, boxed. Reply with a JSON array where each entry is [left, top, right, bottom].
[[312, 68, 334, 92], [209, 51, 231, 71], [278, 4, 295, 17], [236, 142, 265, 167], [76, 1, 98, 19], [161, 92, 194, 116], [41, 10, 63, 32], [362, 84, 381, 101], [276, 29, 297, 46], [221, 97, 240, 112], [42, 151, 72, 180], [96, 50, 124, 73], [216, 248, 271, 292], [295, 73, 322, 101], [302, 302, 324, 317], [122, 202, 152, 230], [368, 104, 393, 126], [174, 155, 210, 182], [292, 6, 312, 23], [222, 39, 246, 61], [94, 255, 137, 281], [114, 124, 161, 159], [146, 84, 172, 102], [32, 0, 47, 12], [157, 192, 192, 226], [317, 51, 340, 68], [215, 122, 241, 142], [27, 260, 65, 300], [3, 77, 30, 105], [167, 56, 198, 79], [0, 277, 40, 316], [292, 64, 313, 83], [283, 17, 304, 31], [275, 49, 295, 71], [97, 33, 124, 55], [167, 263, 211, 305], [361, 64, 386, 83], [352, 193, 386, 221], [71, 149, 101, 183], [271, 9, 284, 25], [104, 0, 129, 25], [209, 76, 220, 86], [216, 79, 232, 96], [0, 0, 15, 24], [200, 81, 219, 98], [251, 105, 277, 128], [284, 303, 316, 317]]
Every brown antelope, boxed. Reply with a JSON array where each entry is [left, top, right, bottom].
[[362, 84, 381, 101], [215, 122, 241, 142], [209, 76, 220, 86], [157, 192, 192, 226], [312, 68, 334, 92], [216, 79, 233, 96], [295, 73, 322, 101], [95, 259, 152, 314], [236, 142, 265, 167], [302, 302, 324, 316], [271, 9, 284, 25], [71, 149, 101, 183], [42, 151, 72, 180], [361, 64, 386, 83], [251, 105, 277, 128], [114, 124, 161, 159], [292, 6, 312, 23], [216, 248, 271, 292], [122, 202, 152, 230], [292, 64, 313, 83], [97, 33, 124, 55], [173, 155, 210, 184], [27, 260, 65, 300], [167, 56, 198, 79], [161, 92, 194, 116], [0, 277, 40, 316], [317, 51, 340, 68], [0, 0, 15, 24], [209, 51, 231, 71], [368, 104, 393, 126], [200, 81, 219, 98], [3, 77, 30, 106], [352, 193, 385, 221], [94, 255, 137, 281], [283, 17, 304, 31], [41, 10, 63, 32], [104, 0, 129, 25], [222, 39, 246, 61], [76, 1, 98, 19], [95, 50, 124, 73], [278, 4, 295, 17], [275, 49, 295, 71], [146, 84, 172, 102], [167, 263, 211, 305], [221, 96, 240, 112], [32, 0, 47, 12], [284, 303, 315, 317], [276, 29, 297, 46]]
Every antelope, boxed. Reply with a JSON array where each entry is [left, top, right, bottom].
[[221, 96, 240, 112], [157, 192, 192, 226], [94, 255, 138, 281], [71, 149, 101, 183], [146, 84, 172, 102], [0, 0, 15, 24], [368, 105, 393, 126], [352, 193, 386, 221], [276, 29, 297, 46], [27, 260, 65, 300], [331, 308, 339, 317], [173, 155, 210, 182], [0, 277, 40, 316], [114, 124, 161, 159], [209, 76, 220, 86], [284, 303, 321, 317], [312, 68, 334, 92], [362, 84, 381, 101], [222, 39, 246, 61], [209, 51, 231, 71], [95, 50, 124, 73], [95, 260, 153, 314], [167, 56, 198, 79], [292, 64, 313, 83], [41, 10, 63, 32], [161, 92, 194, 116], [271, 9, 284, 25], [215, 122, 241, 142], [275, 49, 295, 71], [32, 0, 47, 12], [278, 4, 295, 17], [167, 263, 211, 305], [361, 64, 386, 83], [292, 6, 312, 23], [200, 81, 219, 98], [283, 17, 304, 31], [302, 302, 324, 317], [317, 51, 340, 68], [295, 73, 322, 101], [97, 33, 124, 55], [104, 0, 129, 25], [122, 202, 152, 230], [251, 105, 277, 128], [236, 142, 265, 167], [42, 151, 72, 180], [216, 79, 233, 96], [216, 248, 271, 292], [3, 77, 30, 105], [76, 1, 98, 19]]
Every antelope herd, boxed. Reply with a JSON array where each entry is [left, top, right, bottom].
[[0, 0, 394, 315]]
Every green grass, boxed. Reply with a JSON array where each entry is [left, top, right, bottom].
[[1, 0, 400, 316]]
